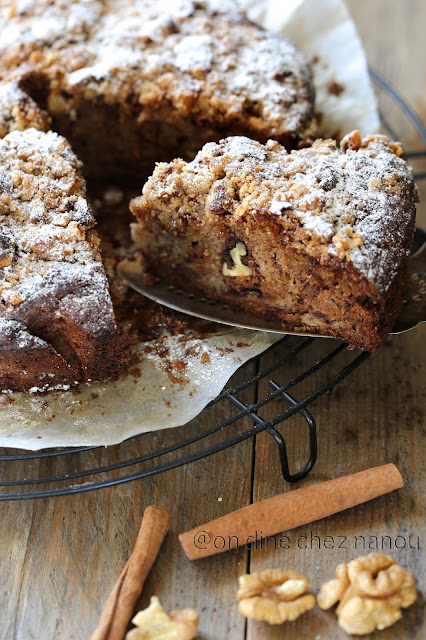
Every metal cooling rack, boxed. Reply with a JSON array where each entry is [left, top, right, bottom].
[[0, 70, 425, 501]]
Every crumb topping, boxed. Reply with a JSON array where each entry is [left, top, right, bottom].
[[0, 0, 314, 139], [141, 132, 417, 294], [0, 80, 49, 137], [0, 128, 116, 336]]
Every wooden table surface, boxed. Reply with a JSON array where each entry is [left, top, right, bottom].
[[1, 1, 425, 639]]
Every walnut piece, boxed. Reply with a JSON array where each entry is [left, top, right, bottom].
[[341, 129, 362, 152], [318, 553, 417, 635], [222, 242, 252, 277], [126, 596, 199, 640], [237, 568, 315, 624], [317, 562, 350, 610]]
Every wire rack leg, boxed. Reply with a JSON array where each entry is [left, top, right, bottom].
[[267, 381, 318, 482]]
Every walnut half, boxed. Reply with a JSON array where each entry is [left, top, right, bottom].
[[222, 242, 252, 277], [318, 553, 417, 635], [237, 568, 315, 624], [126, 596, 199, 640]]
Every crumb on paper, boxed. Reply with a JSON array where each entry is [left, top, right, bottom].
[[318, 553, 417, 635], [328, 81, 345, 96], [142, 272, 158, 288], [237, 568, 315, 624], [126, 596, 199, 640], [172, 360, 186, 372]]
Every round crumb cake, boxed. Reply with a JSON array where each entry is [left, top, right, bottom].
[[0, 0, 316, 392]]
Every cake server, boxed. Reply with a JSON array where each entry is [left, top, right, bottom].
[[117, 226, 426, 338]]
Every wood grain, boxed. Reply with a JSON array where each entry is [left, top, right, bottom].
[[247, 331, 425, 640], [0, 364, 257, 640], [0, 2, 425, 639]]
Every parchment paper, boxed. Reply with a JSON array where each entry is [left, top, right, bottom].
[[0, 0, 379, 449]]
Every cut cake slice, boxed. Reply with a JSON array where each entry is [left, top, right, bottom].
[[130, 131, 417, 352], [0, 128, 127, 391]]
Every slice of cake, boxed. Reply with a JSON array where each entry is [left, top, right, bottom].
[[130, 131, 417, 352], [0, 128, 127, 391]]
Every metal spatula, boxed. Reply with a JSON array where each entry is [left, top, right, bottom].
[[117, 227, 426, 337]]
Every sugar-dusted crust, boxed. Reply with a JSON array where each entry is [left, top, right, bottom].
[[0, 129, 127, 391], [130, 132, 417, 352], [0, 0, 315, 179], [0, 80, 50, 138]]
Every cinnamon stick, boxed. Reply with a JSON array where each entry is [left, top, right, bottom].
[[179, 464, 402, 560], [91, 505, 170, 640]]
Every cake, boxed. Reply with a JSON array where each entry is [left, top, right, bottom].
[[0, 0, 316, 392], [0, 1, 417, 393], [129, 131, 417, 352], [0, 0, 315, 180], [0, 128, 128, 392]]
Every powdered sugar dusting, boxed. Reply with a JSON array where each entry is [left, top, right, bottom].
[[0, 83, 26, 125], [270, 198, 293, 214], [0, 80, 49, 137], [68, 46, 144, 85], [0, 318, 45, 349], [1, 0, 102, 46], [0, 128, 116, 337], [225, 35, 313, 130], [175, 134, 417, 294], [225, 136, 268, 162], [0, 0, 314, 138], [174, 35, 213, 73]]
